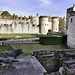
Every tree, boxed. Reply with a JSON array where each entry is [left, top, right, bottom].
[[59, 17, 66, 32], [12, 13, 18, 18], [1, 11, 11, 17]]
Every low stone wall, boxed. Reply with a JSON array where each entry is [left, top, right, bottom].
[[0, 38, 40, 44], [32, 49, 75, 74]]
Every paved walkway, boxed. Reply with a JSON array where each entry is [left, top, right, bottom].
[[0, 56, 47, 75]]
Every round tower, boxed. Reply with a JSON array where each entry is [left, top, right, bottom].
[[31, 16, 39, 25], [30, 15, 39, 34], [48, 17, 52, 30], [67, 5, 75, 48], [52, 17, 59, 32], [0, 6, 3, 15], [73, 4, 75, 11], [39, 16, 49, 34], [66, 4, 75, 30], [67, 13, 75, 48]]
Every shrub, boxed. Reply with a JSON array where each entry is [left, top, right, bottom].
[[40, 35, 67, 45]]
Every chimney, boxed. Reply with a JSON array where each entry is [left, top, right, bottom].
[[36, 13, 39, 17], [73, 4, 75, 11]]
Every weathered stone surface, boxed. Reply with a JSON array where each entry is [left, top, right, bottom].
[[63, 59, 75, 65], [50, 71, 60, 75], [33, 49, 75, 74], [68, 69, 75, 75], [69, 64, 75, 69], [0, 56, 47, 75]]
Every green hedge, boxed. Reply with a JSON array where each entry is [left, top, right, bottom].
[[0, 38, 7, 41], [40, 35, 67, 45], [62, 35, 67, 44]]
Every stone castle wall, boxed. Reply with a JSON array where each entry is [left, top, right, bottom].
[[0, 15, 59, 34]]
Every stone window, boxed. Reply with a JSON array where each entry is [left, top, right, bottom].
[[37, 25, 39, 27], [10, 24, 12, 26], [33, 25, 35, 27], [26, 22, 29, 24], [19, 22, 21, 24], [42, 19, 44, 21], [70, 18, 72, 23], [4, 24, 7, 26], [45, 24, 48, 26]]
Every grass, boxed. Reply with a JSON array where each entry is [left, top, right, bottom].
[[0, 34, 63, 39], [0, 44, 11, 57], [10, 43, 68, 56], [0, 44, 31, 57], [0, 34, 68, 56], [0, 43, 68, 56], [20, 52, 32, 56], [0, 34, 41, 38]]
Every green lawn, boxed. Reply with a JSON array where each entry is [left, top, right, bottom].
[[0, 43, 68, 57], [0, 44, 11, 57], [0, 34, 40, 38], [0, 34, 68, 56], [0, 34, 63, 39], [10, 43, 68, 56]]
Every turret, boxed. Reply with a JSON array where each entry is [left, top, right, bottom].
[[39, 16, 49, 34], [52, 17, 59, 32], [48, 17, 52, 31], [36, 13, 39, 17], [0, 6, 3, 15], [66, 4, 75, 30], [73, 4, 75, 11]]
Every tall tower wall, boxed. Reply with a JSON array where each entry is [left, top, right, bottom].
[[31, 17, 39, 25], [0, 6, 3, 15], [52, 17, 59, 32], [48, 17, 52, 31], [67, 4, 75, 48], [66, 4, 75, 30], [73, 4, 75, 11], [67, 15, 75, 48], [39, 16, 50, 34], [30, 16, 39, 34]]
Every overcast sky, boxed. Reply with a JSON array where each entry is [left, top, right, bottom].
[[0, 0, 75, 17]]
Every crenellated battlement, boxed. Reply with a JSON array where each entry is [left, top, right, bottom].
[[0, 14, 59, 34]]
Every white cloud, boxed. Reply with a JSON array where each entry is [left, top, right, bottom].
[[39, 0, 52, 7], [1, 0, 19, 7]]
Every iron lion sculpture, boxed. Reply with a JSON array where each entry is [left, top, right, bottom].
[[1, 49, 23, 58]]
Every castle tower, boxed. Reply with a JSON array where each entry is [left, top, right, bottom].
[[73, 4, 75, 11], [66, 4, 75, 30], [29, 15, 39, 34], [36, 13, 39, 17], [0, 6, 3, 15], [48, 17, 52, 31], [52, 17, 59, 32], [31, 16, 39, 25], [39, 16, 50, 34], [67, 4, 75, 48]]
